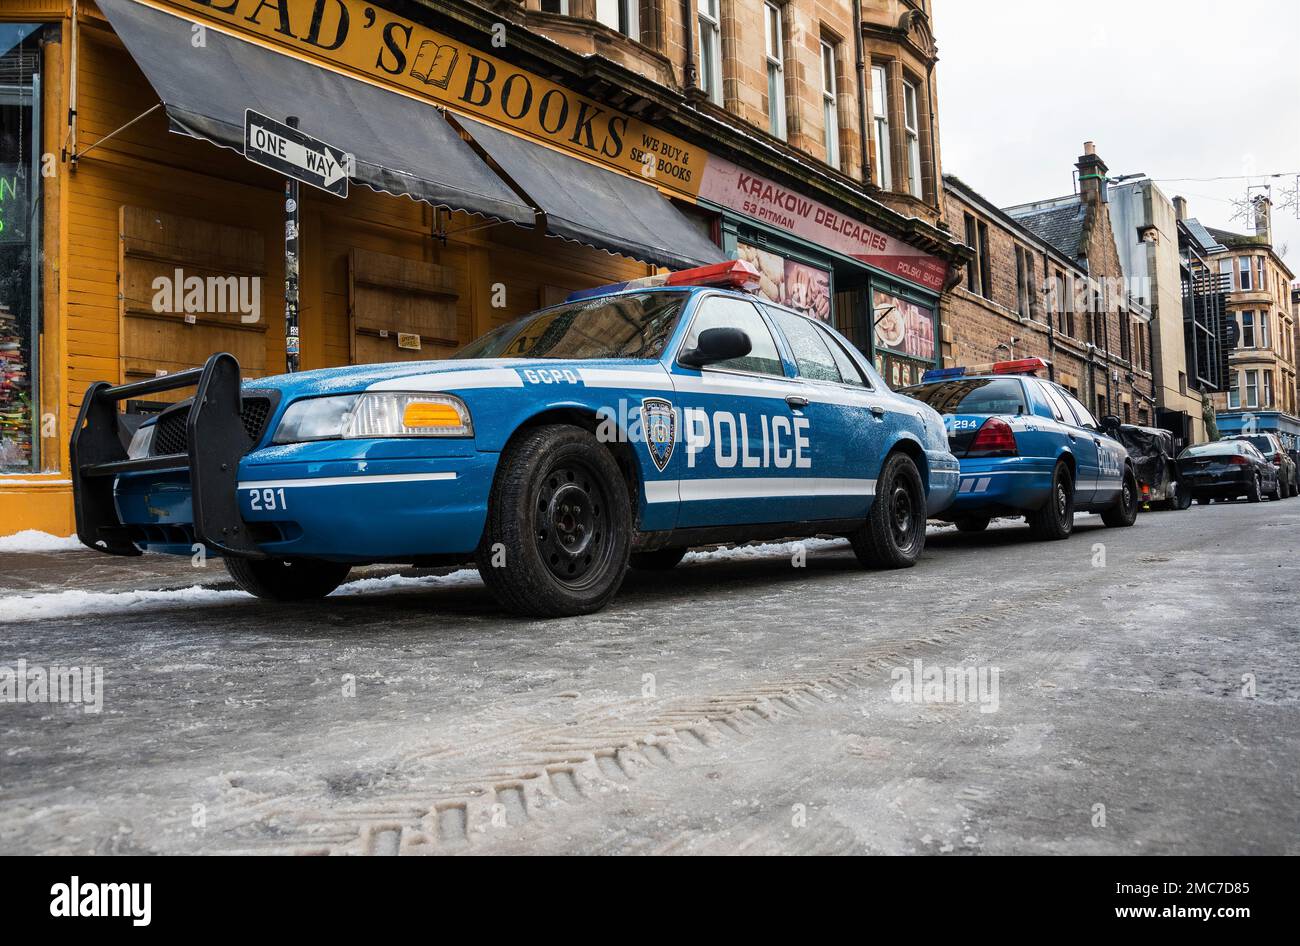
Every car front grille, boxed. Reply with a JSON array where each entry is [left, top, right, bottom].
[[150, 396, 274, 456]]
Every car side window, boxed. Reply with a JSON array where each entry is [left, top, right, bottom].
[[814, 323, 869, 388], [766, 308, 842, 383], [683, 296, 785, 376], [1060, 388, 1099, 429], [1037, 382, 1071, 423]]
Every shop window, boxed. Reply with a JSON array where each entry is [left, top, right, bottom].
[[735, 243, 830, 322], [820, 39, 840, 169], [870, 64, 891, 189], [684, 296, 783, 376], [1, 25, 46, 472], [902, 78, 922, 198], [767, 307, 841, 383], [697, 0, 723, 106], [595, 0, 639, 40], [872, 288, 936, 378], [764, 3, 787, 140]]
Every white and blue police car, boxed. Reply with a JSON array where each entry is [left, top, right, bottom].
[[71, 261, 960, 617], [901, 358, 1139, 539]]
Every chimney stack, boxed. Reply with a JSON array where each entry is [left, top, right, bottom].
[[1253, 195, 1272, 243], [1173, 195, 1188, 221], [1076, 141, 1108, 207]]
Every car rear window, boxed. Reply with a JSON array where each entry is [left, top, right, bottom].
[[1235, 435, 1274, 453], [1179, 442, 1241, 459], [902, 378, 1026, 415]]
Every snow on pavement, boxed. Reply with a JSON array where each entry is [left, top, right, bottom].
[[0, 530, 84, 553], [0, 569, 484, 624]]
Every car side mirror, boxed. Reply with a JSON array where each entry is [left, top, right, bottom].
[[680, 327, 752, 368], [1101, 414, 1122, 432]]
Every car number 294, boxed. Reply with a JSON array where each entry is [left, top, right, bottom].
[[248, 487, 287, 511]]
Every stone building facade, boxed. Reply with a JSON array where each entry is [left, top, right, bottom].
[[940, 144, 1158, 426]]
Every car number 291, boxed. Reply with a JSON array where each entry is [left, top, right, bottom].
[[249, 487, 287, 511]]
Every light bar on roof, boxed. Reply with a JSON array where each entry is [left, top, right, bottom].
[[566, 260, 761, 302], [922, 357, 1049, 383]]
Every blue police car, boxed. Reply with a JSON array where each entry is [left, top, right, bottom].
[[901, 359, 1138, 539], [71, 261, 960, 617]]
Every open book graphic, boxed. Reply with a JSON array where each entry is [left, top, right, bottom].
[[410, 41, 458, 89]]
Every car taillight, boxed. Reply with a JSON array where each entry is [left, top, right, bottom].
[[966, 417, 1018, 457], [1272, 454, 1282, 465], [1227, 455, 1249, 465]]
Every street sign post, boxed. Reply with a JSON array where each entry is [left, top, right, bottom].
[[243, 111, 353, 373]]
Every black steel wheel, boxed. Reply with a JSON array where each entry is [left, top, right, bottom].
[[1028, 461, 1074, 540], [476, 425, 631, 617], [848, 451, 927, 569], [1101, 467, 1140, 527]]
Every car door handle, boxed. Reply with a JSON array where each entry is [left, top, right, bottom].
[[785, 395, 809, 410], [869, 405, 886, 418]]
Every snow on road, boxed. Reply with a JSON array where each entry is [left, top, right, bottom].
[[0, 568, 484, 624]]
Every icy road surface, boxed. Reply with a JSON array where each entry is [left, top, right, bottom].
[[1, 503, 1297, 855]]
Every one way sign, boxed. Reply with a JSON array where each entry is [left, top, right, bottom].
[[244, 110, 354, 197]]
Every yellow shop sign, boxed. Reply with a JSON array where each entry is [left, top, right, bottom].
[[147, 0, 706, 196]]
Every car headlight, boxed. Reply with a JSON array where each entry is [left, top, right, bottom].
[[273, 392, 473, 443], [127, 422, 156, 459]]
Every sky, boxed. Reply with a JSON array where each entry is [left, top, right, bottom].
[[933, 0, 1300, 274]]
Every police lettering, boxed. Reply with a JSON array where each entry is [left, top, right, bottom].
[[684, 408, 810, 470]]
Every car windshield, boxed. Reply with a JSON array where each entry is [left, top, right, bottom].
[[902, 378, 1026, 415], [454, 291, 689, 361], [1179, 442, 1241, 459]]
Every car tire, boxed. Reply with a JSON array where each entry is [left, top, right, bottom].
[[954, 517, 990, 533], [848, 451, 927, 569], [1246, 474, 1262, 503], [1196, 495, 1210, 505], [1173, 482, 1193, 511], [224, 556, 352, 601], [476, 424, 631, 618], [1102, 467, 1140, 528], [1268, 482, 1282, 501], [1027, 461, 1074, 540], [629, 547, 688, 571]]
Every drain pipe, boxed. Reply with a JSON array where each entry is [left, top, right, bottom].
[[681, 0, 698, 92], [853, 0, 870, 183]]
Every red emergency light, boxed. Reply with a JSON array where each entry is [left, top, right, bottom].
[[921, 357, 1050, 382], [566, 260, 761, 302]]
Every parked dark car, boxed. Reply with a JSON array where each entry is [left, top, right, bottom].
[[1177, 440, 1279, 504], [1223, 433, 1297, 499]]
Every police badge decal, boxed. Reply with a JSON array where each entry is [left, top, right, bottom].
[[640, 398, 676, 473]]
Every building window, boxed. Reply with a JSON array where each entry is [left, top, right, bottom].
[[1260, 311, 1270, 349], [1054, 271, 1067, 334], [0, 25, 44, 474], [1245, 369, 1259, 408], [1241, 310, 1255, 348], [540, 0, 569, 12], [1239, 256, 1253, 291], [871, 64, 891, 189], [764, 3, 787, 140], [697, 0, 722, 105], [1228, 371, 1240, 409], [1256, 257, 1266, 290], [1218, 258, 1232, 291], [964, 214, 990, 299], [594, 0, 639, 39], [1264, 370, 1274, 408], [1120, 310, 1132, 362], [1014, 247, 1035, 318], [902, 78, 922, 198], [820, 39, 840, 169]]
